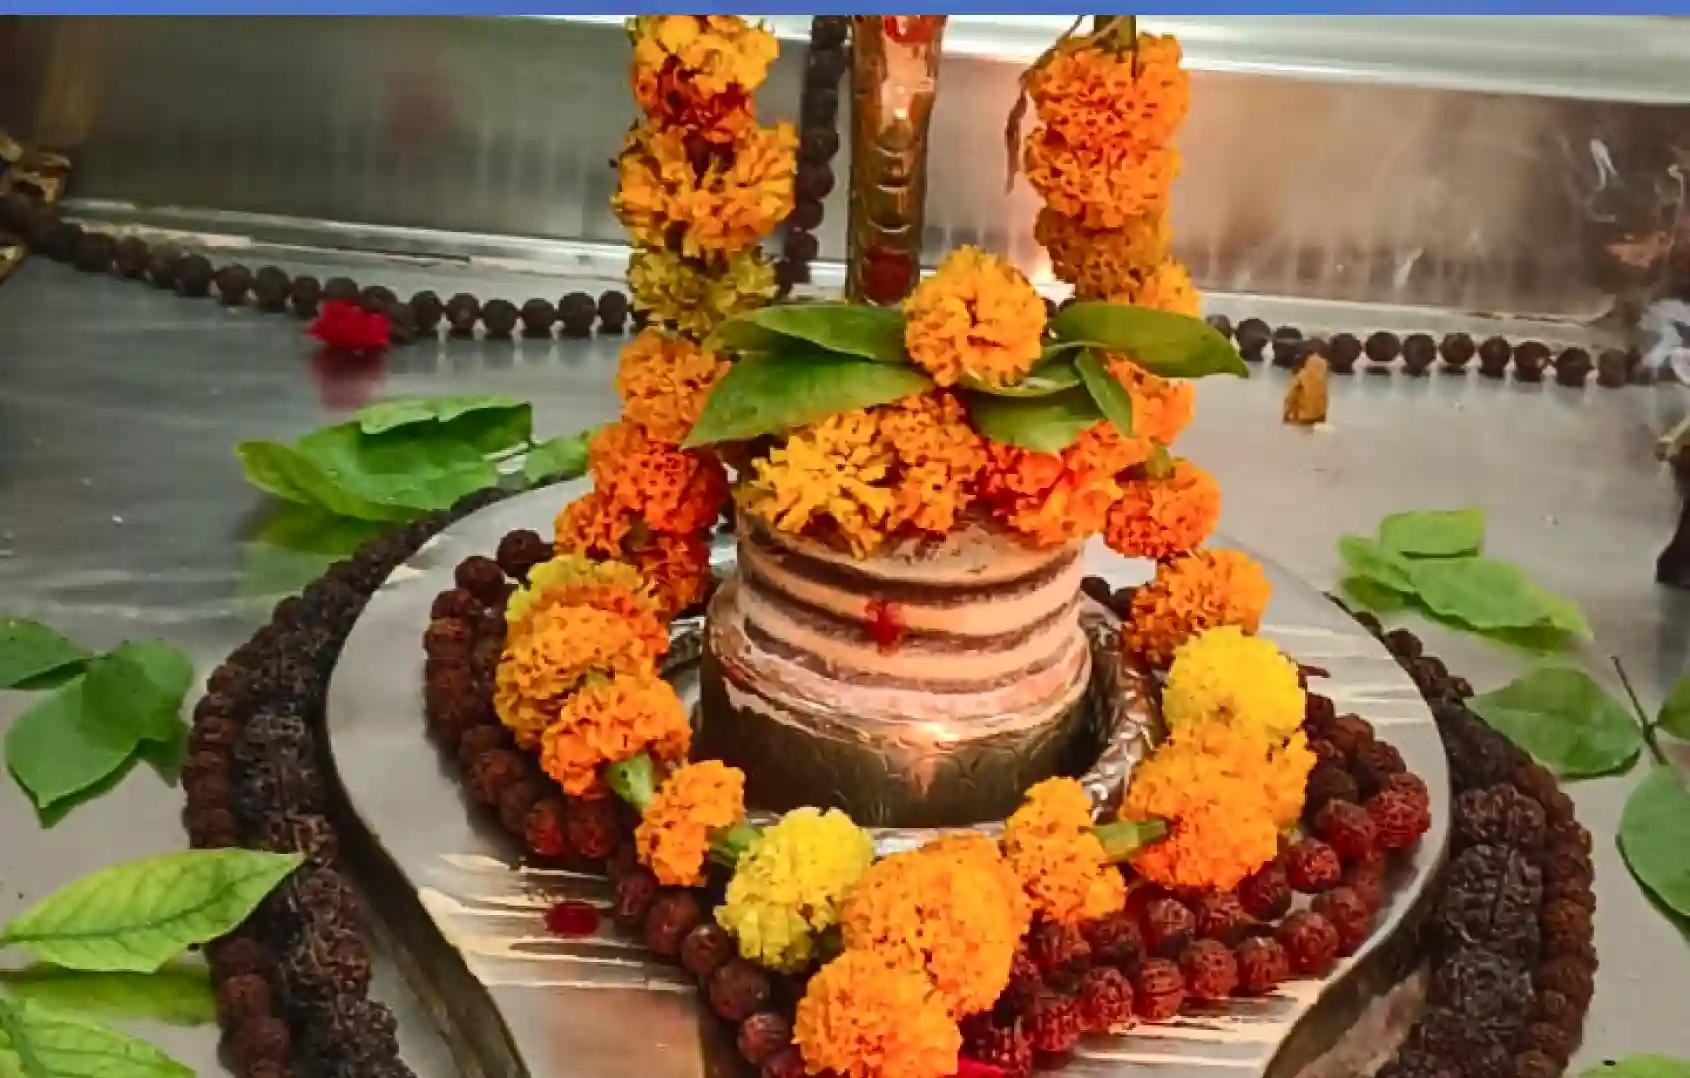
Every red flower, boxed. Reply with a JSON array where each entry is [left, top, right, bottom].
[[883, 16, 942, 45], [865, 599, 907, 652], [309, 300, 390, 353]]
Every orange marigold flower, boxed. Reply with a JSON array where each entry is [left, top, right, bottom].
[[589, 420, 728, 535], [506, 554, 668, 659], [980, 422, 1149, 546], [538, 672, 691, 798], [1002, 778, 1125, 926], [630, 16, 778, 102], [794, 951, 961, 1078], [738, 409, 895, 557], [635, 760, 745, 886], [903, 246, 1046, 388], [1124, 548, 1273, 667], [630, 59, 754, 145], [613, 124, 796, 258], [1027, 33, 1190, 153], [1104, 459, 1221, 560], [840, 832, 1028, 1018], [1125, 258, 1201, 317], [494, 605, 662, 749], [1104, 356, 1196, 445], [1023, 131, 1181, 232], [630, 531, 715, 620], [612, 126, 693, 251], [554, 491, 635, 561], [1122, 722, 1311, 891], [878, 391, 987, 536], [1035, 208, 1170, 301], [616, 329, 732, 444]]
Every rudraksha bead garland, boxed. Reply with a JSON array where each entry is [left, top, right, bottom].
[[184, 486, 510, 1078], [773, 15, 849, 294], [1209, 313, 1673, 390]]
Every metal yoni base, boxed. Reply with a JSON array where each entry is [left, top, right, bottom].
[[324, 482, 1451, 1078]]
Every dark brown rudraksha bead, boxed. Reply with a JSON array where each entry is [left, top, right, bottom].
[[812, 13, 848, 47], [263, 813, 340, 867], [524, 796, 570, 858], [215, 972, 274, 1024], [175, 252, 214, 296], [73, 230, 116, 273], [384, 299, 417, 344], [788, 197, 825, 232], [423, 617, 475, 659], [1513, 340, 1551, 382], [801, 85, 839, 126], [709, 959, 772, 1023], [496, 529, 552, 581], [1235, 318, 1270, 360], [41, 219, 83, 261], [431, 587, 484, 621], [1271, 324, 1303, 367], [1514, 1049, 1560, 1078], [214, 263, 253, 305], [1478, 336, 1511, 378], [113, 235, 150, 277], [456, 723, 508, 768], [290, 274, 321, 316], [146, 245, 181, 288], [454, 555, 508, 605], [613, 866, 660, 927], [597, 289, 630, 333], [738, 1011, 793, 1066], [208, 935, 274, 982], [1521, 1019, 1574, 1066], [645, 889, 705, 957], [519, 298, 557, 336], [1596, 348, 1629, 388], [251, 265, 289, 311], [359, 283, 395, 311], [1555, 347, 1592, 387], [481, 298, 518, 337], [783, 229, 820, 263], [445, 292, 480, 335], [796, 162, 836, 202], [295, 867, 362, 925], [1328, 332, 1363, 374], [1402, 333, 1437, 375], [1535, 989, 1581, 1033], [1439, 332, 1475, 371], [1536, 955, 1595, 1008], [469, 749, 529, 807], [681, 922, 736, 979], [1546, 818, 1592, 854], [547, 291, 590, 337], [799, 125, 841, 165], [187, 806, 240, 848], [281, 923, 373, 1001], [321, 275, 358, 304], [498, 777, 546, 835], [185, 768, 234, 811], [1539, 843, 1595, 888], [1364, 330, 1401, 370], [409, 288, 443, 331], [807, 40, 848, 85], [229, 1015, 291, 1069]]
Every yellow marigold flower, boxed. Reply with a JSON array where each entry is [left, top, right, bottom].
[[1162, 625, 1305, 740], [878, 391, 987, 536], [980, 422, 1149, 546], [630, 15, 778, 101], [636, 760, 746, 887], [494, 606, 661, 749], [1023, 132, 1181, 232], [1266, 729, 1316, 828], [903, 246, 1046, 388], [627, 248, 777, 342], [612, 126, 693, 251], [538, 672, 691, 798], [841, 832, 1028, 1018], [616, 328, 733, 444], [589, 420, 728, 535], [1002, 778, 1125, 926], [613, 123, 796, 258], [1123, 722, 1313, 890], [1104, 459, 1220, 560], [1105, 356, 1196, 445], [1124, 548, 1273, 667], [554, 491, 635, 561], [716, 807, 874, 973], [1125, 259, 1201, 317], [1027, 33, 1190, 154], [630, 532, 715, 621], [506, 553, 666, 653], [738, 409, 895, 557], [1035, 208, 1170, 301], [794, 951, 961, 1078]]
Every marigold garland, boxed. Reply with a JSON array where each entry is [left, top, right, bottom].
[[1162, 625, 1306, 740], [979, 422, 1150, 546], [1106, 355, 1196, 446], [615, 329, 733, 444], [1124, 548, 1273, 666], [494, 604, 663, 750], [554, 491, 635, 561], [629, 531, 715, 620], [635, 760, 746, 886], [793, 951, 961, 1078], [588, 420, 728, 536], [737, 409, 896, 557], [1002, 777, 1126, 926], [614, 124, 797, 261], [537, 671, 691, 798], [627, 248, 778, 341], [902, 247, 1046, 388], [1025, 31, 1190, 153], [716, 807, 875, 973], [628, 16, 776, 143], [506, 555, 667, 654], [1104, 458, 1221, 560]]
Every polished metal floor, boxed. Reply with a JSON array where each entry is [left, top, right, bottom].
[[1, 254, 1687, 1074]]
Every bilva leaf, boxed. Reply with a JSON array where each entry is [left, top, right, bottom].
[[1074, 350, 1134, 436], [959, 355, 1083, 398], [684, 351, 933, 446], [1619, 768, 1690, 922], [0, 964, 216, 1026], [5, 680, 137, 814], [357, 394, 528, 435], [0, 849, 303, 972], [0, 619, 91, 690], [1469, 666, 1643, 778], [522, 432, 591, 485], [965, 387, 1103, 453], [1406, 556, 1590, 638], [0, 997, 191, 1077], [1048, 302, 1246, 378], [1337, 536, 1415, 594], [709, 302, 907, 364], [1379, 507, 1485, 557], [82, 642, 193, 749]]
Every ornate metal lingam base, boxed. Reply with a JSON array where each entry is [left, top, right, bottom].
[[323, 482, 1450, 1078]]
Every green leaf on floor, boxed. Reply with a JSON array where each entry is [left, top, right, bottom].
[[0, 618, 91, 690], [1338, 575, 1410, 614], [1582, 1056, 1690, 1077], [523, 431, 592, 486], [5, 680, 138, 814], [1469, 666, 1643, 778], [357, 393, 528, 435], [1619, 768, 1690, 922], [1658, 673, 1690, 741], [1378, 507, 1485, 557], [1407, 556, 1591, 638], [0, 849, 303, 973], [0, 997, 192, 1078], [1337, 536, 1415, 594], [0, 964, 215, 1027]]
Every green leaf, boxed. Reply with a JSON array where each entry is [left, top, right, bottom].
[[0, 963, 215, 1026], [965, 387, 1104, 453], [1074, 351, 1134, 436], [1658, 673, 1690, 741], [523, 432, 591, 485], [1619, 768, 1690, 921], [0, 997, 192, 1077], [83, 642, 193, 749], [959, 356, 1084, 398], [0, 619, 91, 690], [1469, 666, 1644, 777], [1047, 302, 1247, 378], [293, 422, 500, 512], [709, 303, 907, 364], [1582, 1055, 1690, 1078], [357, 393, 528, 435], [32, 754, 145, 830], [1407, 556, 1591, 637], [5, 681, 137, 813], [0, 849, 303, 973], [1339, 576, 1409, 613], [1379, 507, 1485, 557], [237, 439, 413, 522], [1337, 536, 1415, 594], [683, 351, 933, 447]]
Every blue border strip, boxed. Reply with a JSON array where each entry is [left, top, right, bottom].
[[6, 3, 1690, 12]]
